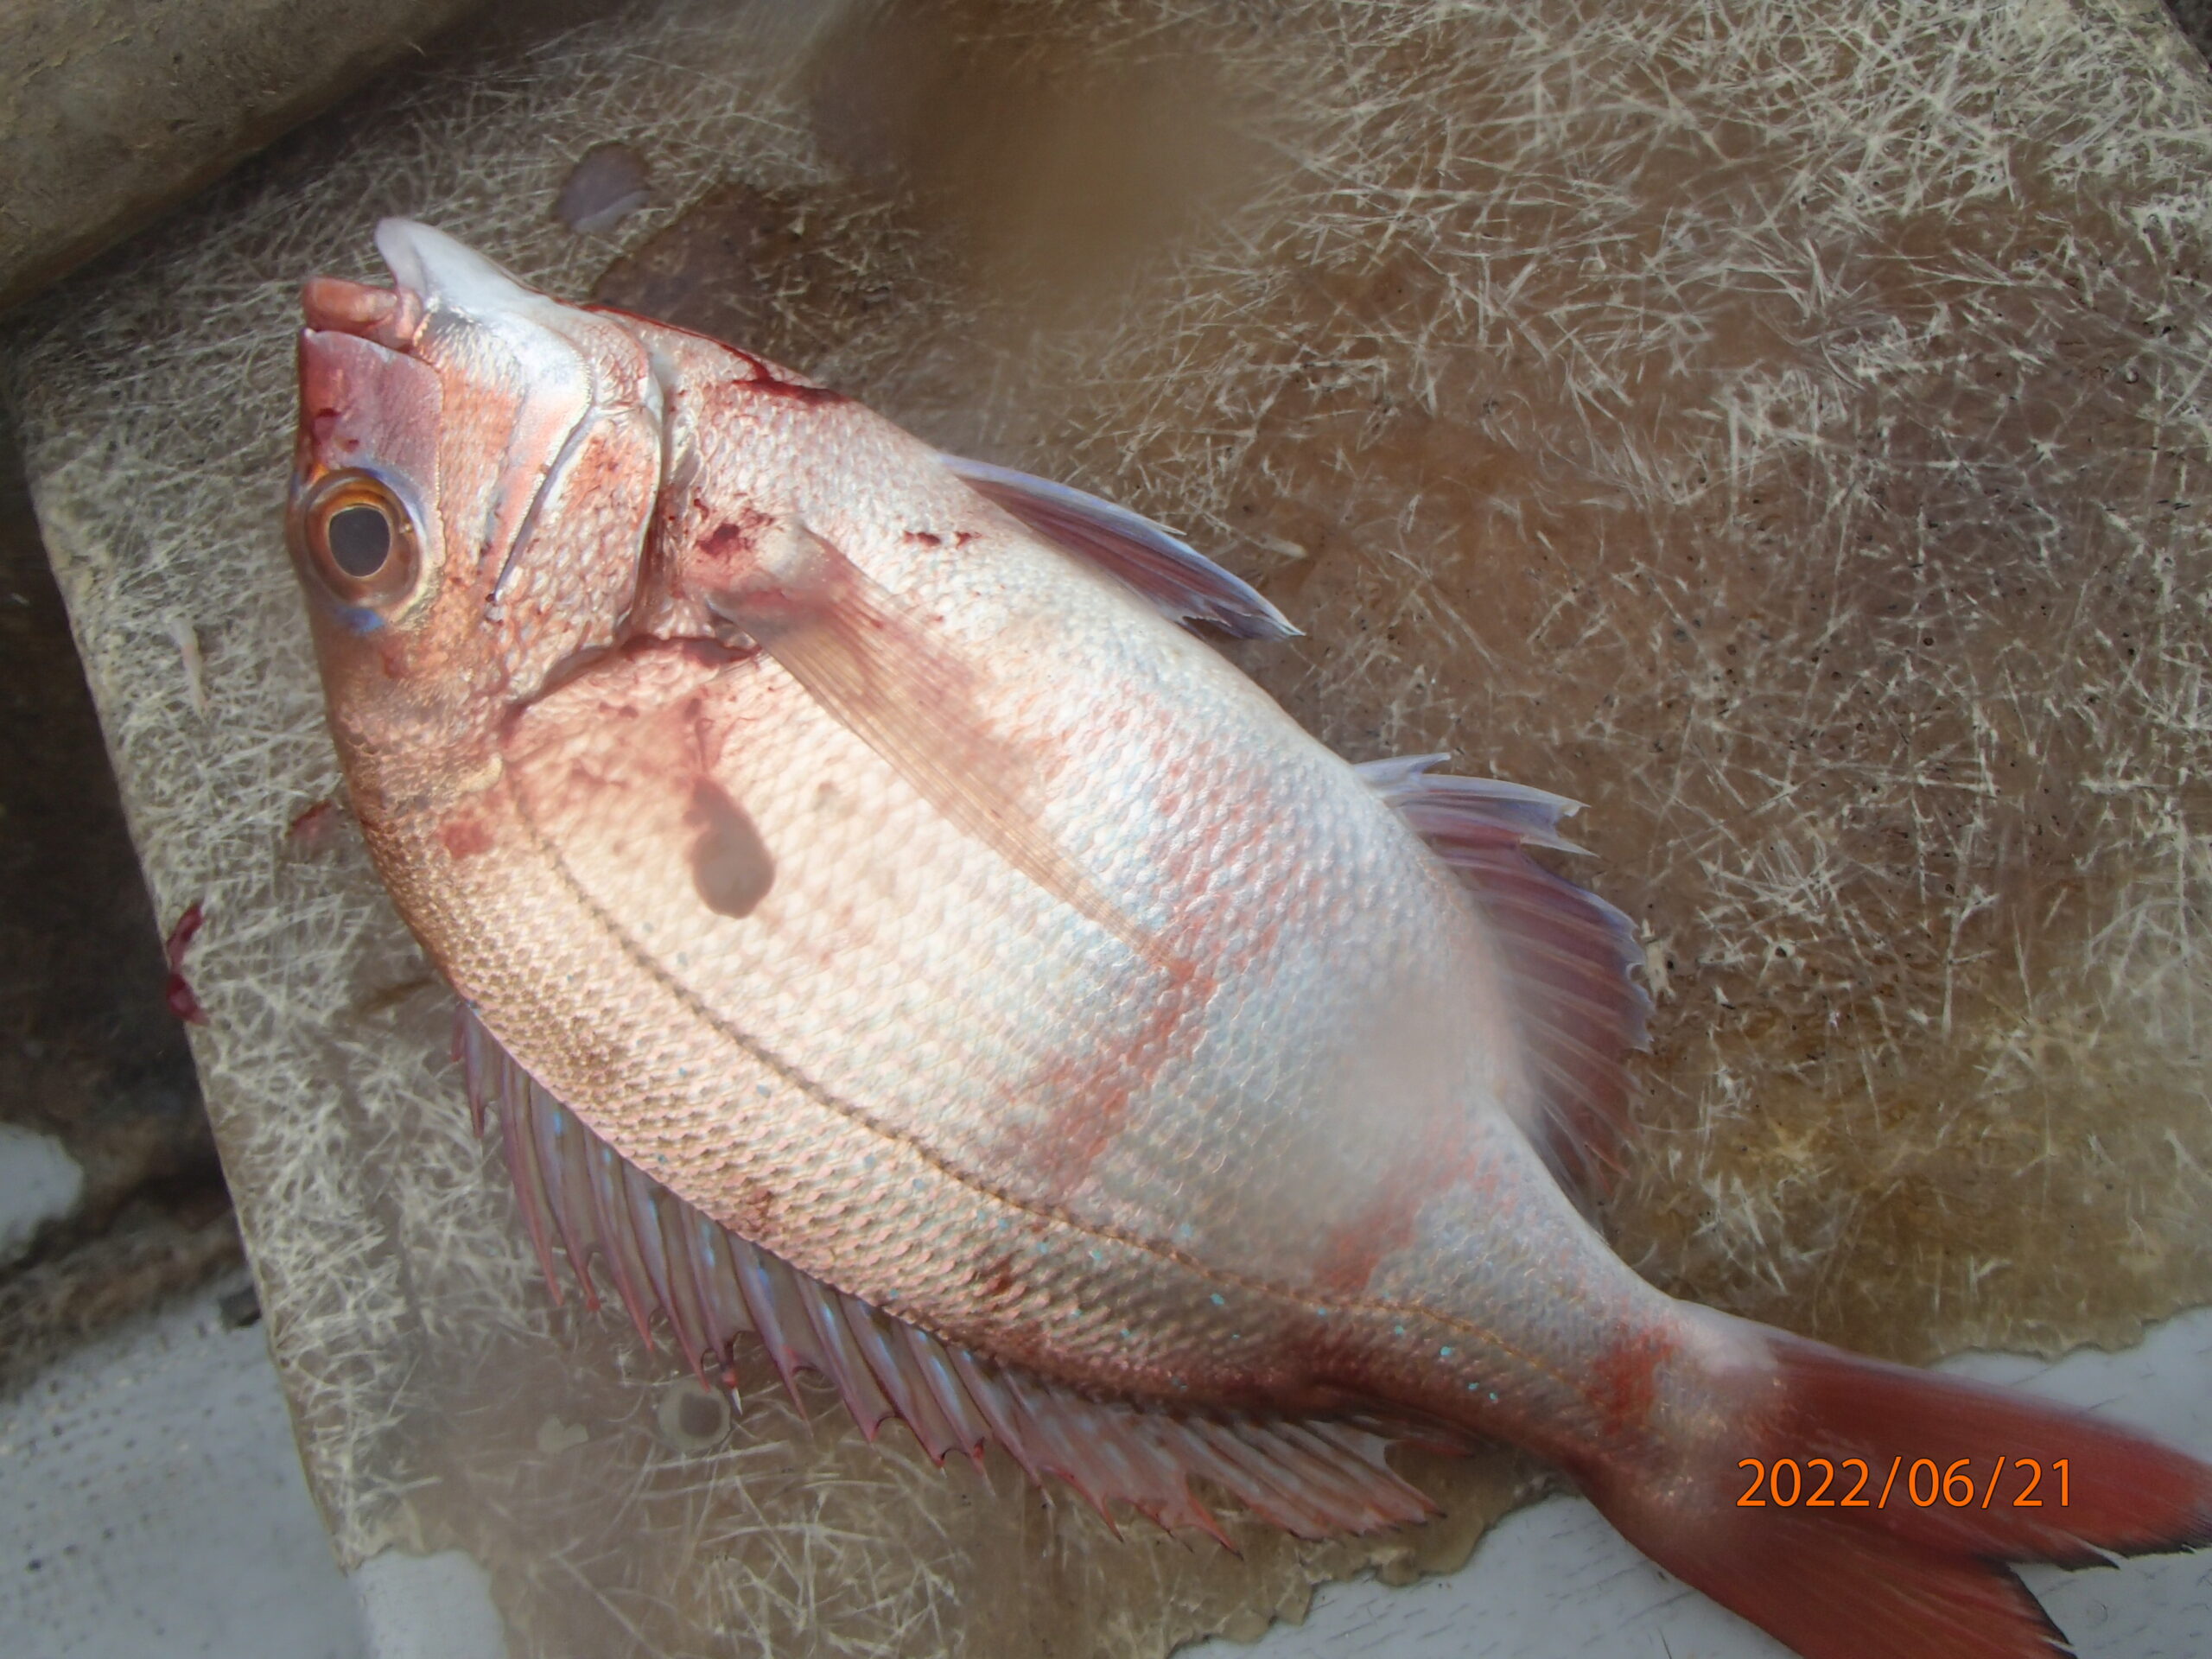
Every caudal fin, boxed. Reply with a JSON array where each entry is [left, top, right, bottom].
[[1583, 1318, 2212, 1659]]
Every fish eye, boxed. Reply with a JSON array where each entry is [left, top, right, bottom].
[[295, 470, 423, 610], [327, 504, 392, 577]]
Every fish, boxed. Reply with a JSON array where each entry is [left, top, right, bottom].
[[286, 219, 2211, 1659]]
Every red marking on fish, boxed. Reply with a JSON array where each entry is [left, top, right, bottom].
[[721, 359, 846, 404], [440, 814, 495, 859], [720, 1177, 777, 1241], [1589, 1327, 1671, 1435], [695, 512, 773, 584], [1004, 950, 1219, 1196], [1307, 1092, 1481, 1299], [1309, 1219, 1408, 1301], [975, 1252, 1020, 1306]]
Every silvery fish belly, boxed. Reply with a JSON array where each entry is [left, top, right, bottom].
[[287, 221, 2212, 1659]]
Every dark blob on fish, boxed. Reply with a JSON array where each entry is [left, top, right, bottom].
[[686, 778, 773, 918]]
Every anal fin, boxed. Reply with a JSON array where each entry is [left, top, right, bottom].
[[460, 1007, 1437, 1541]]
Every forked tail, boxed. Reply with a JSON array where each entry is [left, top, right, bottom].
[[1579, 1312, 2212, 1659]]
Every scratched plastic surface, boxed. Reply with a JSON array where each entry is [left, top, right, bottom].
[[4, 2, 2210, 1655]]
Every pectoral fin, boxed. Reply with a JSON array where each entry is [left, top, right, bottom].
[[702, 520, 1147, 957]]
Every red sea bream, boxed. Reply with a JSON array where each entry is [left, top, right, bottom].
[[286, 220, 2212, 1659]]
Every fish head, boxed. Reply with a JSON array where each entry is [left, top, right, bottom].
[[288, 219, 665, 770]]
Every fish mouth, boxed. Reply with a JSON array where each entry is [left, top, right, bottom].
[[298, 274, 423, 351]]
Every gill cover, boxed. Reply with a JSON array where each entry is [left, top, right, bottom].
[[372, 221, 664, 612]]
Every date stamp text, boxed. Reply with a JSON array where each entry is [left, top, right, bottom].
[[1736, 1456, 2070, 1510]]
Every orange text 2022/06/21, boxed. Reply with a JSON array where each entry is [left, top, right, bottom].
[[1737, 1456, 2072, 1510]]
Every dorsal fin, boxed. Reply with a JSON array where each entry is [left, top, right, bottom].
[[940, 453, 1299, 641], [458, 1010, 1437, 1542], [1357, 754, 1651, 1202]]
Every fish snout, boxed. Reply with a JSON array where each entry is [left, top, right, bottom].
[[300, 276, 423, 352]]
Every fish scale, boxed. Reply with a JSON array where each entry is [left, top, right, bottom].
[[284, 220, 2212, 1659], [423, 678, 1637, 1438]]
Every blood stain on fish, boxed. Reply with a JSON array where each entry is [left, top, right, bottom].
[[698, 512, 771, 569], [975, 1253, 1020, 1306], [1588, 1329, 1673, 1437], [1308, 1101, 1484, 1300], [719, 351, 847, 404], [439, 814, 495, 860], [1312, 1195, 1428, 1302], [1006, 955, 1217, 1195]]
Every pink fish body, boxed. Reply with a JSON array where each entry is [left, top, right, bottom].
[[289, 221, 2210, 1658]]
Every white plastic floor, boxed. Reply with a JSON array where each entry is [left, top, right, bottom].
[[0, 1284, 364, 1659], [2, 1284, 2206, 1659]]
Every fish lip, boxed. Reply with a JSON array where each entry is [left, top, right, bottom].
[[300, 279, 423, 352]]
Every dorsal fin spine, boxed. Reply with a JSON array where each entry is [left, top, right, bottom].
[[845, 1293, 961, 1462], [540, 1107, 601, 1312], [798, 1282, 895, 1436], [726, 1233, 810, 1405], [621, 1160, 684, 1350], [689, 1215, 753, 1387], [496, 1052, 566, 1297]]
